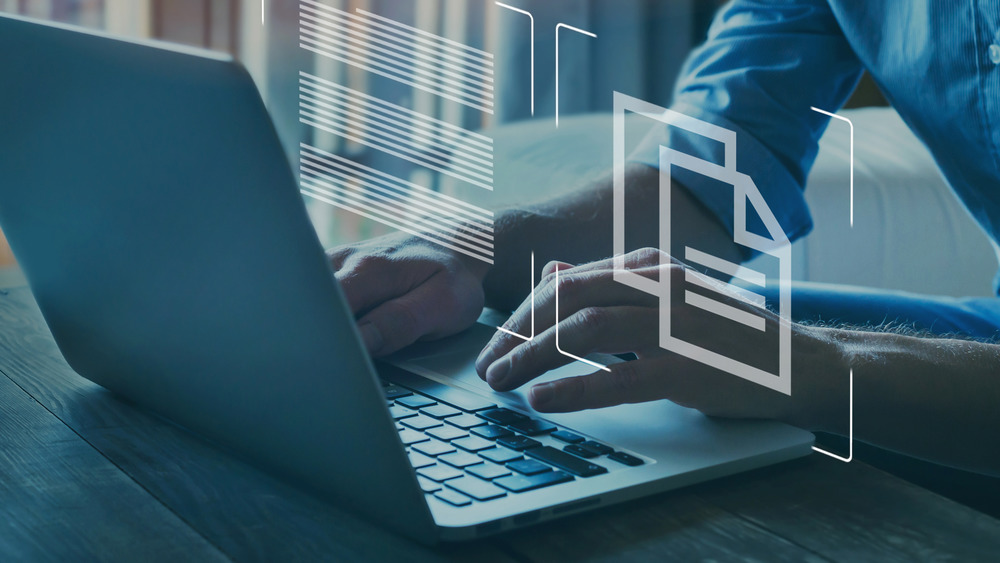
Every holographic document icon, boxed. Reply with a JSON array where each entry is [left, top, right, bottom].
[[613, 92, 792, 395]]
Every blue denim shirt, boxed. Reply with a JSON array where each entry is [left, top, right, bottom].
[[631, 0, 1000, 291]]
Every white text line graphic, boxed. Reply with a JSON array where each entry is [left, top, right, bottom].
[[299, 143, 494, 264], [299, 0, 494, 114], [299, 72, 493, 190]]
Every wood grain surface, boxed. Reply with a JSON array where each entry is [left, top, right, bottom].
[[0, 286, 997, 561], [0, 228, 14, 267]]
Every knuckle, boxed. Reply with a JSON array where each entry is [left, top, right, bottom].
[[558, 273, 587, 300], [495, 327, 521, 350], [540, 270, 558, 288], [517, 338, 541, 364], [607, 362, 640, 395], [574, 306, 610, 332], [353, 252, 389, 272], [542, 260, 563, 276], [631, 247, 665, 266]]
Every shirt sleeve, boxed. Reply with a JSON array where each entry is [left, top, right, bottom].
[[630, 0, 864, 252]]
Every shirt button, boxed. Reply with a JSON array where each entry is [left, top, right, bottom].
[[990, 43, 1000, 65]]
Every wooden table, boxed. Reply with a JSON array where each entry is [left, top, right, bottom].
[[1, 285, 997, 561]]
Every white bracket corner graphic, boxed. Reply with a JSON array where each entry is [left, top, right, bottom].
[[497, 252, 535, 342], [810, 106, 854, 228], [612, 91, 792, 395], [555, 23, 596, 127], [495, 2, 534, 116], [811, 369, 854, 463], [554, 266, 610, 372]]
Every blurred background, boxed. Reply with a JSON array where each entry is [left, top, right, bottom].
[[0, 0, 891, 288]]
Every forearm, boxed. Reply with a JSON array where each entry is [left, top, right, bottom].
[[483, 163, 742, 311], [804, 329, 1000, 476]]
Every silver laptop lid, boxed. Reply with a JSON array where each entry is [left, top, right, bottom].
[[0, 13, 435, 542]]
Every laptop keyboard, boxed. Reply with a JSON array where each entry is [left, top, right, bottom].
[[381, 380, 645, 508]]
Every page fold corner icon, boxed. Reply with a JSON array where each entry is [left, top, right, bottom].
[[613, 91, 792, 395]]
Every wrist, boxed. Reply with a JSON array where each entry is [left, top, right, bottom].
[[482, 208, 540, 310], [786, 325, 854, 433]]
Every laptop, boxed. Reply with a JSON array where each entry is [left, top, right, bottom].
[[0, 13, 814, 543]]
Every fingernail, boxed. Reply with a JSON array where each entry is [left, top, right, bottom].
[[485, 356, 512, 388], [530, 383, 555, 408], [359, 322, 383, 355]]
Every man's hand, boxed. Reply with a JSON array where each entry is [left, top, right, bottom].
[[475, 248, 842, 425], [329, 232, 489, 356]]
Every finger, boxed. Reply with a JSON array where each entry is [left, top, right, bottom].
[[540, 260, 573, 277], [528, 248, 679, 322], [477, 247, 678, 376], [541, 248, 678, 279], [336, 255, 433, 316], [356, 273, 476, 356], [476, 265, 662, 378], [474, 260, 573, 378], [326, 245, 353, 272], [527, 359, 660, 412], [485, 306, 659, 392]]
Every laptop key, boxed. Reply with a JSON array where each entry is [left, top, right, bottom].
[[417, 476, 442, 493], [383, 383, 412, 400], [426, 385, 496, 412], [445, 414, 487, 429], [438, 451, 483, 469], [479, 407, 528, 426], [413, 440, 456, 457], [507, 418, 558, 436], [471, 424, 514, 440], [452, 436, 495, 453], [608, 451, 645, 467], [527, 446, 608, 477], [397, 395, 437, 409], [551, 430, 585, 444], [446, 476, 507, 501], [507, 459, 552, 476], [495, 471, 574, 493], [399, 429, 430, 446], [434, 489, 472, 507], [388, 404, 418, 420], [427, 425, 468, 442], [579, 440, 613, 456], [421, 404, 461, 419], [564, 444, 599, 459], [480, 447, 523, 464], [418, 464, 463, 482], [496, 435, 541, 451], [408, 451, 436, 469], [401, 415, 443, 431], [467, 463, 512, 480]]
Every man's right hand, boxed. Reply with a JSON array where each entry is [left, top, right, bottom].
[[328, 232, 490, 357]]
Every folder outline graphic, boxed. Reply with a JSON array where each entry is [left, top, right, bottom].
[[613, 92, 792, 395]]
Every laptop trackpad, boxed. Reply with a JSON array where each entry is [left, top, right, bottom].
[[386, 322, 812, 465], [386, 323, 712, 455], [387, 322, 613, 411]]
